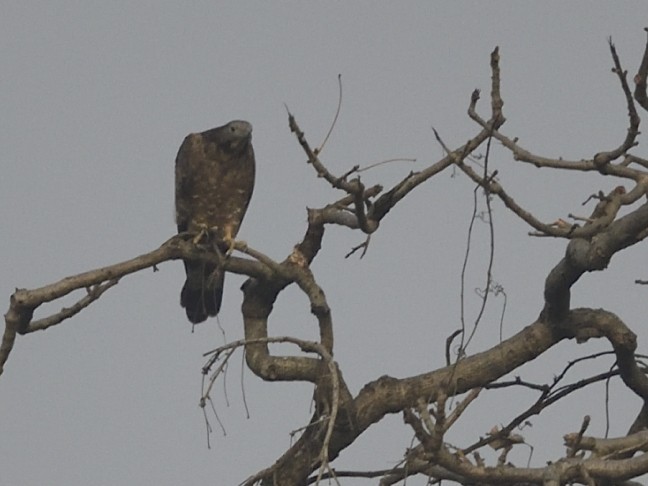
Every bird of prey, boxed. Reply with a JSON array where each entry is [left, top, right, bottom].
[[175, 120, 255, 324]]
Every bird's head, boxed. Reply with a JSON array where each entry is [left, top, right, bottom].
[[199, 120, 253, 159], [218, 120, 252, 152]]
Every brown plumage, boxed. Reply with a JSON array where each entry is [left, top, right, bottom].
[[175, 120, 255, 324]]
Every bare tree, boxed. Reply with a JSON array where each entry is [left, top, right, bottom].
[[4, 31, 648, 486]]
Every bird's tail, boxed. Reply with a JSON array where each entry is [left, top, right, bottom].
[[180, 261, 224, 324]]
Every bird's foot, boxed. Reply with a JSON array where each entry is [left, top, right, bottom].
[[227, 239, 247, 255], [192, 224, 211, 244], [222, 227, 237, 255], [223, 237, 237, 256], [193, 223, 218, 245]]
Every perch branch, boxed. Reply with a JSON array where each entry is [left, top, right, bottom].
[[1, 235, 277, 376]]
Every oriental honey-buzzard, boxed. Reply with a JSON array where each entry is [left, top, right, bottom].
[[175, 120, 255, 324]]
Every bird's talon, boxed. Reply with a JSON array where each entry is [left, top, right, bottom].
[[192, 224, 210, 244], [225, 238, 236, 256]]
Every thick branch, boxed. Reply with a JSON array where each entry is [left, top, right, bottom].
[[543, 201, 648, 320], [354, 317, 558, 431]]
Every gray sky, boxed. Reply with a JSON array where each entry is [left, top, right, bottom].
[[2, 2, 648, 485]]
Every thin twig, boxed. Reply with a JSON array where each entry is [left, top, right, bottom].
[[317, 74, 343, 154]]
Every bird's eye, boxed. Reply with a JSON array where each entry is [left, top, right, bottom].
[[229, 126, 236, 132]]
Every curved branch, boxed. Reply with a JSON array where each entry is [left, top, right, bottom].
[[543, 201, 648, 320], [567, 309, 648, 402]]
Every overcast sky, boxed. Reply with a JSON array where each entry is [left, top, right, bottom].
[[2, 3, 648, 485]]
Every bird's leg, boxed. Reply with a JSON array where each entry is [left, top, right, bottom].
[[192, 223, 210, 244], [223, 226, 236, 255]]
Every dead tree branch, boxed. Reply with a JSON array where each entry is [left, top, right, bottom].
[[6, 35, 648, 486]]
